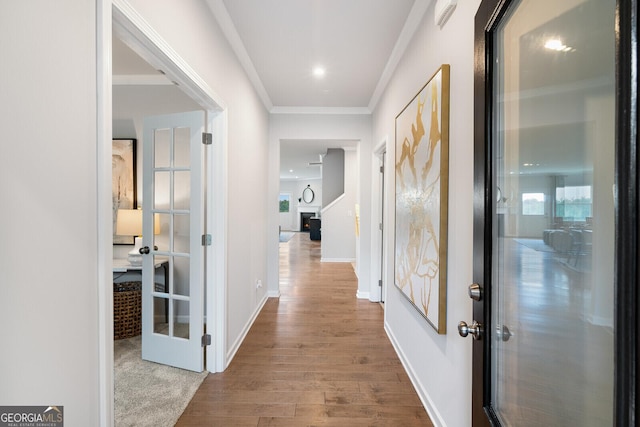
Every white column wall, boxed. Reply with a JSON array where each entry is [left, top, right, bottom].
[[321, 149, 358, 262], [0, 1, 101, 425], [371, 1, 481, 426]]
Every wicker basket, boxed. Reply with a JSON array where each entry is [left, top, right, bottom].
[[113, 281, 141, 340]]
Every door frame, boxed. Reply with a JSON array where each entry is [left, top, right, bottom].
[[473, 0, 639, 425], [97, 0, 229, 423], [613, 0, 639, 424], [372, 138, 387, 303]]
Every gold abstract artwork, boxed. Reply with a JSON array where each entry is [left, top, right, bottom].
[[394, 65, 449, 333]]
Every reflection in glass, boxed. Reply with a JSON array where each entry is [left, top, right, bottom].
[[153, 213, 170, 252], [173, 256, 190, 297], [173, 213, 190, 254], [154, 128, 171, 168], [154, 171, 170, 210], [153, 295, 169, 336], [491, 0, 614, 425], [174, 171, 191, 211], [173, 299, 190, 339], [174, 127, 191, 168]]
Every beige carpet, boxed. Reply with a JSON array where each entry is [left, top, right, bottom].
[[114, 335, 208, 426]]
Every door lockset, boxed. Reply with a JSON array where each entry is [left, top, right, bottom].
[[458, 320, 483, 340], [468, 283, 482, 301]]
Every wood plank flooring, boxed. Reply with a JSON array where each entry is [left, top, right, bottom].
[[177, 232, 433, 426]]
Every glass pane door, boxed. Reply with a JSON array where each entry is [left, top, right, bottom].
[[142, 111, 205, 372], [491, 0, 615, 425]]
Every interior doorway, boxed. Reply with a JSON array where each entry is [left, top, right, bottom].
[[111, 0, 227, 373], [100, 3, 229, 424]]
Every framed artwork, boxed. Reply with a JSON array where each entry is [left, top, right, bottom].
[[279, 193, 290, 212], [394, 65, 450, 333], [113, 139, 137, 245]]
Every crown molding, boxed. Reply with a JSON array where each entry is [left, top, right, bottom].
[[368, 0, 432, 112], [113, 0, 225, 111], [205, 0, 273, 111], [270, 106, 371, 115]]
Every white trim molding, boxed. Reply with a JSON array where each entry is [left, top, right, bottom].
[[385, 323, 446, 427], [97, 2, 114, 425], [368, 0, 432, 111], [112, 0, 226, 112], [321, 257, 356, 263], [205, 0, 273, 110], [226, 294, 269, 366]]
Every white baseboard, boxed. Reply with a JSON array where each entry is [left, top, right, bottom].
[[226, 294, 269, 365], [586, 314, 614, 330], [267, 290, 281, 298], [321, 257, 356, 263], [384, 322, 446, 427], [356, 290, 370, 299]]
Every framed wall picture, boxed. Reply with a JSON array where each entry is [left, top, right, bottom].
[[394, 65, 450, 333], [279, 193, 291, 212], [112, 138, 137, 245]]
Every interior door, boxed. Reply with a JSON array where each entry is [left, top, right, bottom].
[[466, 0, 621, 425], [141, 111, 205, 372], [379, 151, 386, 303]]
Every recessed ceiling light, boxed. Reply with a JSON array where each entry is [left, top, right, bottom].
[[312, 67, 326, 78], [289, 169, 294, 173]]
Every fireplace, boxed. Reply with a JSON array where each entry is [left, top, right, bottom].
[[297, 206, 320, 231], [300, 212, 315, 232]]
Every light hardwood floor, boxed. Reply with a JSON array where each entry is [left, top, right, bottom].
[[176, 232, 433, 426]]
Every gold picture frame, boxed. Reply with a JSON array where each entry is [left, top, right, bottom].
[[394, 64, 450, 333]]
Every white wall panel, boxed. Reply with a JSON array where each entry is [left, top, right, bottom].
[[0, 1, 100, 425]]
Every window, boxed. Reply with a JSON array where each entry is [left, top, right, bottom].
[[522, 192, 545, 215], [556, 185, 592, 221], [279, 193, 290, 213]]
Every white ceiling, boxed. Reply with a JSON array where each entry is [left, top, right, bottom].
[[213, 0, 418, 110], [114, 0, 432, 180]]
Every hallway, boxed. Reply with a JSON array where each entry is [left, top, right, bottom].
[[176, 232, 433, 426]]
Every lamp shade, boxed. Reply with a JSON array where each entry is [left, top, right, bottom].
[[116, 209, 142, 236], [116, 209, 161, 236]]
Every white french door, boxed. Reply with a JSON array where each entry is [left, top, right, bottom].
[[141, 111, 205, 372]]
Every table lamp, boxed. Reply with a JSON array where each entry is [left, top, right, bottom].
[[116, 209, 160, 265]]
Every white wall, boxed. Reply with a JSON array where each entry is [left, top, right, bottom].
[[321, 149, 358, 262], [372, 1, 481, 426], [268, 113, 373, 299], [0, 1, 101, 425]]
